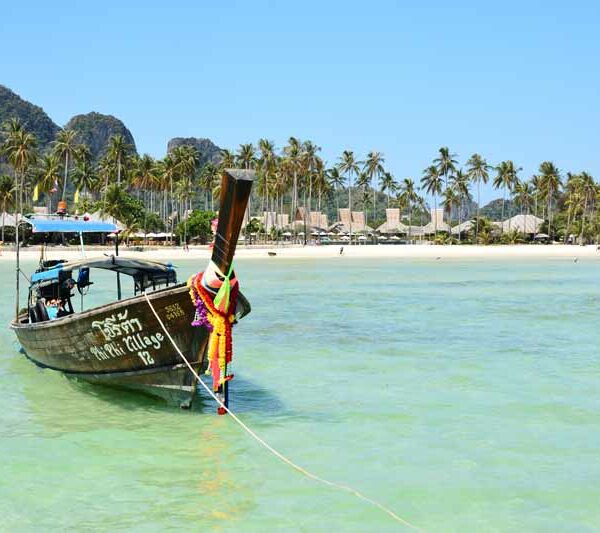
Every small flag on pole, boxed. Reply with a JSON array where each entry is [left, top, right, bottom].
[[74, 188, 80, 204], [32, 185, 39, 202]]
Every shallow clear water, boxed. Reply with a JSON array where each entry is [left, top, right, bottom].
[[1, 255, 600, 531]]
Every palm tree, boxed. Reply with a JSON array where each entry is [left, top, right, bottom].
[[236, 143, 256, 170], [356, 171, 370, 232], [562, 173, 581, 243], [337, 150, 360, 243], [1, 119, 37, 318], [1, 119, 37, 219], [72, 145, 96, 204], [106, 134, 132, 186], [199, 163, 220, 210], [529, 174, 544, 219], [465, 154, 490, 243], [441, 186, 459, 240], [538, 161, 562, 240], [421, 165, 443, 234], [257, 139, 275, 213], [380, 171, 397, 207], [302, 140, 320, 217], [219, 149, 236, 169], [363, 151, 385, 223], [283, 137, 303, 227], [130, 154, 158, 208], [493, 160, 521, 231], [328, 167, 345, 216], [173, 145, 200, 244], [399, 178, 419, 240], [579, 171, 596, 244], [37, 153, 62, 212], [53, 129, 78, 200], [451, 169, 471, 241], [512, 180, 533, 238], [0, 175, 14, 242], [434, 147, 458, 190]]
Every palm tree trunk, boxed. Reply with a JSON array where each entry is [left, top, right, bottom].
[[476, 180, 481, 243], [501, 189, 506, 233], [433, 194, 438, 236], [565, 193, 572, 244], [348, 175, 353, 245], [580, 194, 588, 244], [62, 152, 69, 200]]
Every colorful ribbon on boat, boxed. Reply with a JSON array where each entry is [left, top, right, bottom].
[[187, 263, 238, 391]]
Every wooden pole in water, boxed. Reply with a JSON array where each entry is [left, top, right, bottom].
[[14, 169, 21, 321], [115, 231, 122, 300], [209, 169, 254, 414], [15, 218, 20, 320]]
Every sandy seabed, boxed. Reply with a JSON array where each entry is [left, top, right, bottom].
[[2, 243, 600, 263]]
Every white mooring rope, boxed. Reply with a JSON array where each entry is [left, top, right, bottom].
[[143, 292, 420, 530]]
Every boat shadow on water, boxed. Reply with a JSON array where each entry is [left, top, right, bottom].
[[64, 371, 287, 415]]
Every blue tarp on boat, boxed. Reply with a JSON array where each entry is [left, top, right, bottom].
[[31, 266, 63, 283], [23, 218, 117, 233]]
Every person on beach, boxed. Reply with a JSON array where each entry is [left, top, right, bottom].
[[339, 246, 344, 255]]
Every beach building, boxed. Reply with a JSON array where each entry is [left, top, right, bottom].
[[498, 214, 544, 234], [277, 213, 289, 228], [422, 208, 450, 234], [0, 212, 17, 228], [377, 208, 408, 234], [309, 211, 328, 230], [262, 211, 277, 231], [451, 220, 475, 235]]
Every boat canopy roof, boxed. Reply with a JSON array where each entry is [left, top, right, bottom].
[[23, 216, 117, 234], [31, 256, 175, 283]]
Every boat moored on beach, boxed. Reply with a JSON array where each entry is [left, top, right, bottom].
[[10, 169, 254, 408]]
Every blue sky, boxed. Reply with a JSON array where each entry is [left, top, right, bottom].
[[1, 1, 598, 202]]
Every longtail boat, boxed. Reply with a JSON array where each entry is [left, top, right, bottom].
[[11, 169, 254, 408]]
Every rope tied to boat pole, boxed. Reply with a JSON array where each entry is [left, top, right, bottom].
[[143, 291, 420, 531]]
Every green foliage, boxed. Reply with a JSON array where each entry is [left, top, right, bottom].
[[90, 185, 162, 232], [65, 112, 137, 161], [245, 217, 264, 234], [0, 85, 59, 149], [500, 229, 525, 244], [176, 210, 216, 243], [480, 198, 518, 220]]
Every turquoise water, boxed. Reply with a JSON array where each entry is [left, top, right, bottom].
[[1, 256, 600, 531]]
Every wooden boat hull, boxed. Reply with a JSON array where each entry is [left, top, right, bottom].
[[11, 283, 237, 405]]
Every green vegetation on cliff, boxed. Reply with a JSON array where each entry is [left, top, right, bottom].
[[0, 85, 59, 149], [65, 112, 137, 161]]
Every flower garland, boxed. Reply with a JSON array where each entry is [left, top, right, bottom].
[[188, 271, 238, 391]]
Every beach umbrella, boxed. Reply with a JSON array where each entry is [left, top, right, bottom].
[[341, 235, 350, 241], [283, 231, 292, 236], [358, 235, 367, 240]]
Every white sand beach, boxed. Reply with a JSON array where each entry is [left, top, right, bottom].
[[2, 243, 600, 263]]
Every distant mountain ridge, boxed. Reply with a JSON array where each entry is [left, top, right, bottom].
[[167, 137, 222, 166], [65, 112, 137, 160], [0, 85, 60, 149]]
